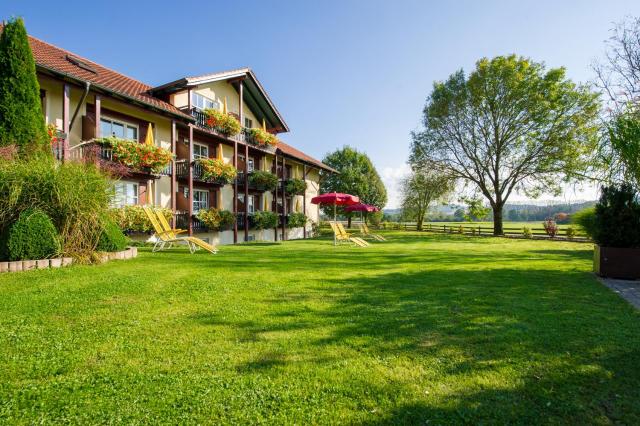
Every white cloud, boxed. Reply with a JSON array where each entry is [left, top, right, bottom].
[[381, 164, 411, 209]]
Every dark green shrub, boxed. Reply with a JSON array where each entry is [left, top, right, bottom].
[[285, 178, 307, 194], [248, 171, 278, 191], [566, 226, 577, 240], [288, 212, 307, 228], [0, 18, 48, 153], [593, 184, 640, 248], [7, 209, 60, 260], [251, 211, 278, 230], [572, 207, 596, 239], [96, 218, 128, 252]]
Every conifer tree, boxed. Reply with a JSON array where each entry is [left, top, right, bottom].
[[0, 18, 48, 153]]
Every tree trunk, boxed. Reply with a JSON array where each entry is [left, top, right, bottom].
[[417, 217, 423, 231], [347, 215, 352, 229], [493, 205, 504, 235]]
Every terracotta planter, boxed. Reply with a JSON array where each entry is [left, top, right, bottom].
[[62, 257, 73, 267], [50, 258, 62, 268], [594, 245, 640, 279]]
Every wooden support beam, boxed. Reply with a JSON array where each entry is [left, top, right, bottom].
[[233, 140, 238, 243], [171, 120, 177, 227], [188, 125, 194, 236], [244, 143, 249, 242], [62, 84, 70, 161], [282, 156, 286, 241], [273, 154, 278, 242], [94, 94, 101, 138], [303, 164, 307, 239]]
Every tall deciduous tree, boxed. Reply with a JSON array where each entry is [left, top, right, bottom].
[[0, 18, 47, 153], [411, 55, 600, 235], [400, 165, 453, 230], [321, 146, 387, 227]]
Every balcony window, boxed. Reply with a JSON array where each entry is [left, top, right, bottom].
[[193, 189, 209, 213], [245, 117, 253, 128], [113, 181, 139, 207], [193, 142, 208, 160], [101, 117, 138, 141], [191, 92, 218, 111], [248, 195, 256, 214], [247, 158, 255, 173]]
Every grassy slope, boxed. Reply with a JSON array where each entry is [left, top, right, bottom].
[[0, 233, 638, 424]]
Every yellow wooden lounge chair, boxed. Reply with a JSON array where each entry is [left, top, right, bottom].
[[328, 221, 365, 247], [335, 222, 370, 247], [154, 209, 218, 254], [142, 206, 217, 254], [360, 223, 386, 241]]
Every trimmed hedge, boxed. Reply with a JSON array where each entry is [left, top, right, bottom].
[[7, 209, 60, 261], [97, 219, 128, 252]]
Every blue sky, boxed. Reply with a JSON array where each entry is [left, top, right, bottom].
[[3, 0, 640, 207]]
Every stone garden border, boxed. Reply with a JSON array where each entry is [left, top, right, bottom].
[[0, 247, 137, 273]]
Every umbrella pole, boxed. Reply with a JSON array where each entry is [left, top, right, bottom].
[[333, 201, 338, 246]]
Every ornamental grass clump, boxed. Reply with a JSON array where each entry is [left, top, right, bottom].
[[248, 170, 278, 191], [197, 208, 235, 231], [7, 209, 60, 261], [247, 127, 279, 147], [96, 137, 173, 173], [203, 109, 241, 137], [198, 158, 238, 183], [0, 158, 112, 262]]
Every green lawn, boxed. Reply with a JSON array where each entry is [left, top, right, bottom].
[[1, 233, 639, 424]]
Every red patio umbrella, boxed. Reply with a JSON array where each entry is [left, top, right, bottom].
[[345, 203, 380, 227], [311, 192, 359, 245]]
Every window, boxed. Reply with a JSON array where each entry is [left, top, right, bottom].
[[191, 92, 218, 111], [193, 143, 209, 159], [113, 181, 139, 207], [245, 117, 253, 128], [248, 195, 256, 214], [101, 117, 138, 141], [193, 189, 209, 213], [247, 158, 255, 173]]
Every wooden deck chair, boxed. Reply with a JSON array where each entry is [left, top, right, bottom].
[[336, 222, 370, 247], [142, 206, 217, 254], [361, 223, 386, 241], [156, 210, 218, 254], [154, 209, 218, 254], [329, 221, 351, 245]]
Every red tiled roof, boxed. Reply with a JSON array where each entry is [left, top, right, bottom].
[[25, 34, 192, 120], [277, 141, 336, 173]]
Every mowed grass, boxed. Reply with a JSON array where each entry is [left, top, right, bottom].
[[1, 232, 639, 424]]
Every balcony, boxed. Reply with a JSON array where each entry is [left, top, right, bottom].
[[67, 141, 171, 177], [242, 128, 277, 153], [175, 159, 231, 185], [175, 211, 208, 233], [187, 108, 243, 142], [236, 171, 278, 192]]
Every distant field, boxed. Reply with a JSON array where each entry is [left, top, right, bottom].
[[424, 221, 576, 229]]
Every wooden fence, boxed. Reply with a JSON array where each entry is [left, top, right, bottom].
[[398, 223, 589, 241]]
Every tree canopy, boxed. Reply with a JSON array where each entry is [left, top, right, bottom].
[[400, 165, 453, 230], [321, 146, 387, 224], [411, 55, 600, 234], [0, 18, 47, 154]]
